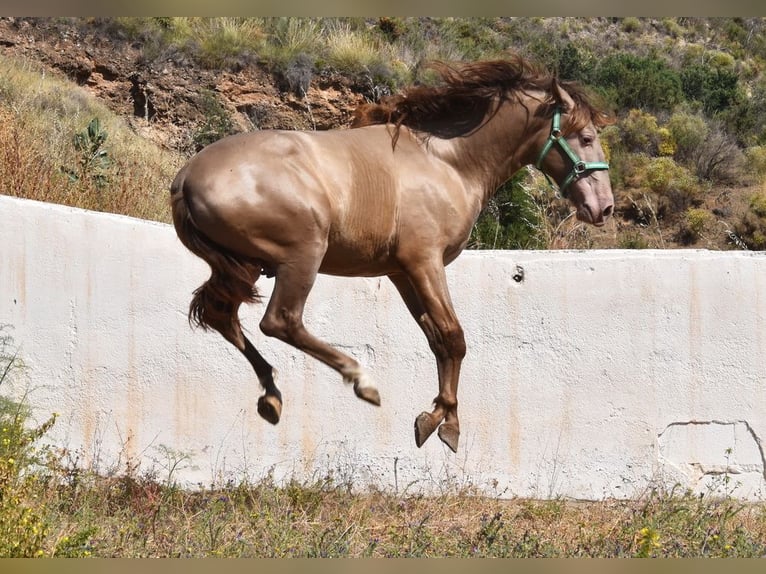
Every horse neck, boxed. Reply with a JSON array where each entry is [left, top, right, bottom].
[[432, 93, 549, 204]]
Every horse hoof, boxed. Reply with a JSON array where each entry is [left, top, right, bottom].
[[437, 424, 459, 453], [257, 394, 282, 425], [354, 383, 381, 406], [414, 412, 438, 448]]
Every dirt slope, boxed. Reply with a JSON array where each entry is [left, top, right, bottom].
[[0, 17, 365, 153]]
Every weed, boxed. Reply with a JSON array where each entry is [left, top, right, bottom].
[[62, 117, 112, 189], [634, 526, 661, 557], [618, 231, 651, 249], [191, 89, 236, 151]]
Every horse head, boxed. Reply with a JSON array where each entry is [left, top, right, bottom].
[[534, 81, 614, 227]]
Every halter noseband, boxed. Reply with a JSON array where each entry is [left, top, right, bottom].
[[535, 107, 610, 197]]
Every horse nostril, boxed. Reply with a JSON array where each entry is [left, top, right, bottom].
[[603, 205, 614, 218]]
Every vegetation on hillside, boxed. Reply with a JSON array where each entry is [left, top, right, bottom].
[[2, 17, 766, 249], [0, 55, 180, 221]]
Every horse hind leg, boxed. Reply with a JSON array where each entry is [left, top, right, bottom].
[[190, 270, 283, 424]]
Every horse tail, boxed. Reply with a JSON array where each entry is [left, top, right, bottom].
[[170, 173, 262, 333]]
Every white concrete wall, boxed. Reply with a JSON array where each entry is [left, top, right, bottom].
[[2, 193, 765, 500]]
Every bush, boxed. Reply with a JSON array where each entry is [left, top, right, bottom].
[[657, 128, 676, 157], [645, 157, 700, 212], [681, 64, 742, 115], [744, 146, 766, 180], [591, 53, 683, 111], [192, 89, 236, 151], [469, 171, 547, 249], [62, 117, 112, 189], [620, 109, 662, 155], [667, 110, 709, 165], [694, 124, 745, 183], [733, 190, 766, 249], [678, 207, 714, 245], [621, 17, 642, 34], [0, 326, 57, 558]]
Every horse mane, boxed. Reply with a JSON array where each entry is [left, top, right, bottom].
[[351, 55, 612, 147]]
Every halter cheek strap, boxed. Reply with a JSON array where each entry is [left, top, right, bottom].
[[535, 108, 610, 198]]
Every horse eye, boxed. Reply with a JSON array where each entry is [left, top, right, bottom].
[[581, 134, 594, 146]]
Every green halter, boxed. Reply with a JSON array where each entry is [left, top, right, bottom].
[[535, 107, 610, 197]]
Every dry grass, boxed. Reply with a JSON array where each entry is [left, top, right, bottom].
[[3, 321, 766, 559], [15, 464, 766, 558], [0, 56, 182, 223]]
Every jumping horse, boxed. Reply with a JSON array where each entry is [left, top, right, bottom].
[[170, 55, 614, 453]]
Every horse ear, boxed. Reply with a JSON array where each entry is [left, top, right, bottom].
[[552, 80, 575, 112]]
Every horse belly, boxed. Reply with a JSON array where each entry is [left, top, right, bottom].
[[320, 181, 397, 276]]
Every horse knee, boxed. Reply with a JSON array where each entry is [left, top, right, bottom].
[[446, 326, 466, 359], [431, 323, 465, 360]]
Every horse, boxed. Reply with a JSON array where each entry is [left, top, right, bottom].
[[170, 55, 614, 453]]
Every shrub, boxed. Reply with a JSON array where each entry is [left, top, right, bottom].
[[744, 146, 766, 180], [469, 171, 547, 249], [620, 109, 662, 155], [678, 207, 714, 245], [733, 190, 766, 249], [661, 18, 685, 38], [439, 18, 506, 61], [591, 53, 683, 111], [694, 124, 745, 183], [645, 157, 700, 214], [621, 17, 642, 34], [681, 64, 742, 115], [192, 89, 236, 151], [667, 110, 709, 165], [0, 326, 57, 558], [749, 190, 766, 218], [62, 117, 112, 189], [657, 128, 676, 157]]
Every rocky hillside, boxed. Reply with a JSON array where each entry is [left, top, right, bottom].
[[0, 17, 364, 153], [2, 17, 765, 251]]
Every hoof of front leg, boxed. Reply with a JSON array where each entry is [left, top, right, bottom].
[[354, 383, 381, 406], [345, 369, 381, 406], [437, 423, 459, 453], [257, 394, 282, 425], [414, 412, 438, 448]]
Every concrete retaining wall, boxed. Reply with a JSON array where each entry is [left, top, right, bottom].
[[2, 194, 765, 499]]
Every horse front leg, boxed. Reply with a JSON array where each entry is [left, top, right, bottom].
[[389, 268, 465, 453]]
